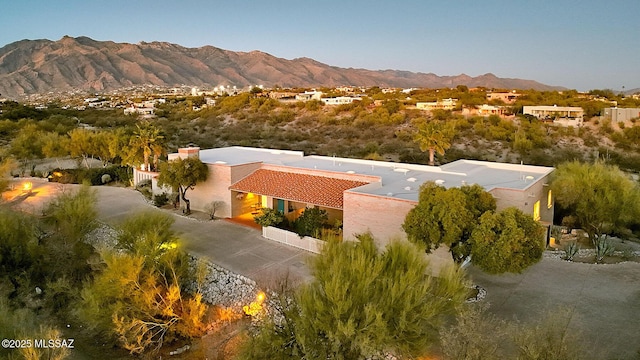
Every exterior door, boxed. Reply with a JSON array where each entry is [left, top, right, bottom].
[[276, 199, 285, 214]]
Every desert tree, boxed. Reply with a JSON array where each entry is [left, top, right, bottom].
[[241, 234, 469, 359], [67, 128, 95, 168], [157, 156, 209, 215], [469, 207, 545, 274], [0, 155, 17, 193], [41, 185, 99, 283], [551, 161, 640, 261], [9, 123, 45, 173], [91, 131, 122, 167], [0, 208, 40, 295], [403, 182, 496, 262], [41, 131, 70, 161], [78, 212, 207, 355]]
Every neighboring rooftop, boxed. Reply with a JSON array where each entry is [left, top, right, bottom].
[[197, 147, 554, 202]]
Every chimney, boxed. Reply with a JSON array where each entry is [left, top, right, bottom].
[[178, 147, 200, 159]]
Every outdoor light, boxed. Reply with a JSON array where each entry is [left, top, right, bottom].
[[243, 291, 266, 317], [22, 181, 32, 192], [159, 242, 178, 250]]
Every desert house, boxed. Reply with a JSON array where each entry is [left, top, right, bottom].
[[134, 146, 554, 250], [522, 105, 584, 126]]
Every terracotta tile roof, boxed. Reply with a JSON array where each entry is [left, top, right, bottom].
[[229, 169, 369, 209]]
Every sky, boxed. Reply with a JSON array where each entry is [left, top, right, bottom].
[[1, 0, 639, 91]]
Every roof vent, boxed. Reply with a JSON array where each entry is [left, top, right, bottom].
[[214, 161, 227, 164], [407, 177, 417, 182], [525, 175, 534, 181], [346, 170, 356, 174], [404, 186, 411, 191], [386, 192, 394, 197], [394, 168, 409, 174], [435, 179, 445, 185]]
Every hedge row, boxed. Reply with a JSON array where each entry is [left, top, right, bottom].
[[48, 165, 132, 185]]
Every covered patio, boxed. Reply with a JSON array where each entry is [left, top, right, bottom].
[[228, 169, 369, 224]]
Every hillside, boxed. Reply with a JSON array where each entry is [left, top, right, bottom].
[[0, 36, 563, 98]]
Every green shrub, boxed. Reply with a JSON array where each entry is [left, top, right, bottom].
[[253, 207, 284, 228], [294, 207, 328, 238], [48, 166, 132, 185], [153, 193, 169, 207]]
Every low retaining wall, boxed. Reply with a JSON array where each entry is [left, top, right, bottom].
[[262, 226, 324, 253], [186, 256, 259, 309]]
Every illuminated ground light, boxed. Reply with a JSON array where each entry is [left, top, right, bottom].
[[22, 181, 32, 193], [243, 291, 266, 316], [159, 242, 178, 250]]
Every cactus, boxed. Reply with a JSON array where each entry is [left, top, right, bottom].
[[594, 236, 615, 263], [563, 242, 580, 261]]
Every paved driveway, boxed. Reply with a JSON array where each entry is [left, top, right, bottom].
[[93, 185, 313, 283], [467, 259, 640, 360], [6, 180, 312, 283]]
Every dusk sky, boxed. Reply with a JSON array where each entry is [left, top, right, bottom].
[[2, 0, 639, 91]]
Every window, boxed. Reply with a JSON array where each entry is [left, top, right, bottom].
[[533, 200, 541, 221], [547, 190, 553, 209]]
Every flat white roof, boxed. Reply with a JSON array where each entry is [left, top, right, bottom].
[[195, 147, 554, 202]]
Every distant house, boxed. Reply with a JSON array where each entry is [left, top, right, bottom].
[[205, 97, 216, 107], [124, 104, 155, 116], [523, 105, 584, 126], [135, 147, 554, 254], [602, 107, 640, 122], [486, 91, 521, 104], [320, 96, 360, 105], [295, 91, 323, 101], [475, 104, 507, 116], [268, 91, 297, 100], [416, 98, 457, 111]]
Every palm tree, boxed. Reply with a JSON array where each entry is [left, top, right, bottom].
[[413, 121, 454, 166], [150, 142, 166, 172], [131, 123, 164, 171]]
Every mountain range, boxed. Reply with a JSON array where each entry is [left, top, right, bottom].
[[0, 36, 564, 98]]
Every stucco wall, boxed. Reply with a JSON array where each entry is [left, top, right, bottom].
[[490, 173, 553, 224], [184, 162, 263, 218], [342, 190, 417, 248], [187, 164, 233, 217]]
